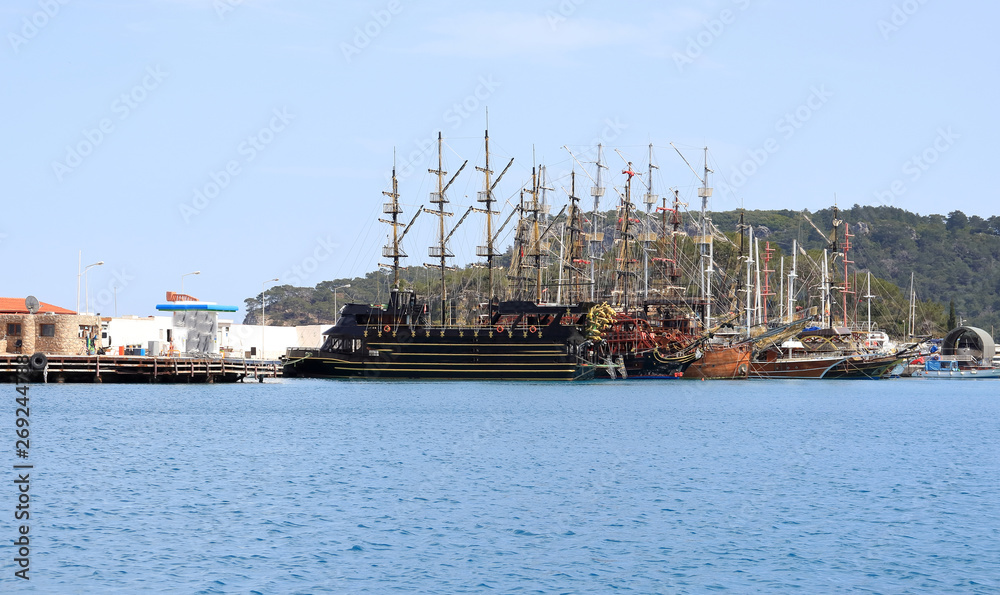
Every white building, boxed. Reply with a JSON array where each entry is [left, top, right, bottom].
[[104, 315, 325, 360]]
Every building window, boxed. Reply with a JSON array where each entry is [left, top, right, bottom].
[[7, 323, 21, 336], [40, 324, 56, 337]]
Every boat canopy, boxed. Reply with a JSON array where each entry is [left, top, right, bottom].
[[942, 326, 995, 362]]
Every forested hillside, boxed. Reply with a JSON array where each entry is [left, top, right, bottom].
[[245, 205, 1000, 338], [710, 206, 1000, 335]]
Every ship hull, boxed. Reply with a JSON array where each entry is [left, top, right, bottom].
[[614, 350, 698, 379], [284, 326, 595, 381], [911, 367, 1000, 379], [683, 343, 752, 379], [823, 354, 906, 379], [748, 355, 846, 379]]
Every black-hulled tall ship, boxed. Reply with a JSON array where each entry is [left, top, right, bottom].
[[283, 291, 597, 380], [283, 130, 598, 381]]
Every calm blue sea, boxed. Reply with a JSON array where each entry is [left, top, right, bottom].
[[4, 379, 999, 593]]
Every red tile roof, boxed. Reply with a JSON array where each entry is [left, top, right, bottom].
[[0, 298, 77, 315]]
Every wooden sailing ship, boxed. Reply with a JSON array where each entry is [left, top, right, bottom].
[[283, 131, 599, 381], [794, 207, 915, 378], [576, 143, 753, 380]]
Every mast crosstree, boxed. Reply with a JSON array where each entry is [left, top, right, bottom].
[[423, 132, 468, 325], [379, 154, 423, 289]]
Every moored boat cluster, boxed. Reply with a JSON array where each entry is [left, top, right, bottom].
[[283, 133, 997, 381]]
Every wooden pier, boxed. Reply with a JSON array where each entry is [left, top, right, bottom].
[[0, 354, 282, 384]]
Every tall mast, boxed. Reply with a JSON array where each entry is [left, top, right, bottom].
[[754, 236, 762, 325], [642, 144, 659, 302], [737, 210, 746, 314], [787, 239, 798, 322], [863, 271, 874, 332], [745, 225, 754, 333], [507, 159, 542, 303], [556, 224, 565, 304], [616, 162, 639, 311], [589, 144, 607, 300], [539, 163, 553, 223], [698, 147, 714, 329], [536, 162, 553, 301], [474, 127, 512, 300], [762, 241, 775, 323], [567, 171, 583, 305], [842, 222, 854, 327], [381, 153, 404, 289], [425, 132, 467, 325], [509, 189, 527, 300], [532, 161, 543, 303], [822, 249, 830, 327], [670, 190, 682, 287], [433, 135, 447, 320], [480, 129, 494, 296], [779, 256, 785, 322], [830, 204, 840, 254], [908, 272, 916, 338]]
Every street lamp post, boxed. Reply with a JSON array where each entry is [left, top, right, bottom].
[[332, 284, 351, 321], [261, 278, 279, 360], [82, 261, 104, 315], [181, 271, 201, 294]]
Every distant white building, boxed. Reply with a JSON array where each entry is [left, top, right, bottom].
[[101, 292, 326, 359], [104, 315, 325, 359]]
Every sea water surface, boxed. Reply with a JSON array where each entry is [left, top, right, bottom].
[[5, 379, 999, 593]]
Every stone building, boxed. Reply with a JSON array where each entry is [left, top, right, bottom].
[[0, 298, 101, 356]]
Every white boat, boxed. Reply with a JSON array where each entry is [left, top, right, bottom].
[[911, 357, 1000, 378]]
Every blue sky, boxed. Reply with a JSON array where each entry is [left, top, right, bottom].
[[2, 0, 996, 318]]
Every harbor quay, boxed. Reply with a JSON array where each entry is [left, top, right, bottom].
[[1, 294, 324, 384]]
